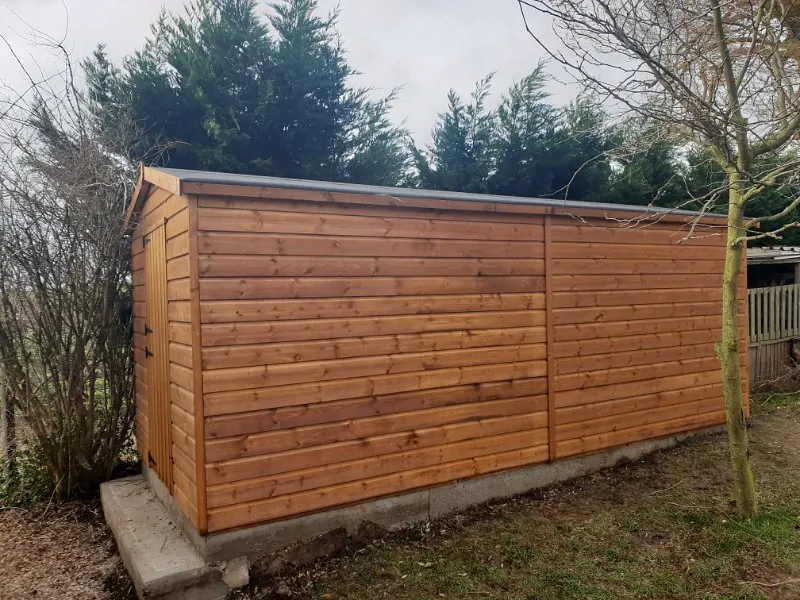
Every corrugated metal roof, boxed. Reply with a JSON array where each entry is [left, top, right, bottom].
[[157, 167, 724, 219], [748, 246, 800, 264]]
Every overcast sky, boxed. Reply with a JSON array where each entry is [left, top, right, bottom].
[[0, 0, 568, 144]]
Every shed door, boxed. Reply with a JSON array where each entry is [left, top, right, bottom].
[[144, 225, 173, 490]]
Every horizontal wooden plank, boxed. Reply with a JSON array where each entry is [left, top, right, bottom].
[[133, 317, 146, 336], [555, 369, 723, 408], [553, 273, 723, 291], [135, 363, 146, 384], [172, 461, 198, 508], [201, 293, 544, 324], [207, 442, 550, 531], [552, 329, 722, 359], [203, 343, 547, 393], [205, 360, 548, 416], [168, 301, 192, 323], [167, 255, 191, 280], [140, 187, 172, 219], [133, 332, 146, 351], [170, 322, 192, 345], [554, 314, 743, 342], [555, 342, 718, 375], [555, 395, 722, 442], [555, 410, 725, 459], [199, 195, 550, 226], [552, 258, 722, 275], [554, 301, 730, 326], [202, 310, 546, 347], [555, 356, 721, 393], [199, 231, 543, 259], [198, 207, 542, 242], [200, 275, 545, 300], [172, 439, 196, 482], [169, 342, 193, 369], [168, 278, 191, 302], [170, 363, 194, 392], [166, 231, 190, 260], [171, 403, 195, 439], [550, 241, 726, 260], [166, 208, 189, 240], [199, 255, 544, 278], [556, 382, 722, 425], [205, 377, 548, 439], [132, 301, 146, 319], [171, 382, 194, 416], [173, 481, 199, 529], [551, 287, 723, 309], [550, 223, 724, 246], [206, 411, 549, 485], [203, 327, 546, 370], [207, 426, 549, 509], [206, 394, 548, 462], [172, 423, 196, 460], [132, 252, 145, 272]]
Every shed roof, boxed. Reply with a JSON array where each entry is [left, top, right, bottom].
[[125, 165, 727, 230], [747, 246, 800, 265]]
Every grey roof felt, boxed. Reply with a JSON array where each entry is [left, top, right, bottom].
[[157, 167, 722, 218]]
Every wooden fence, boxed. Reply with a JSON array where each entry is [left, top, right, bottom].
[[748, 284, 800, 385]]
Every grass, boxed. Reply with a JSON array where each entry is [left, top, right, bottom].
[[250, 396, 800, 600]]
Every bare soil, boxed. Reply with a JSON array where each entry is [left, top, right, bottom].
[[0, 395, 798, 600], [0, 499, 134, 600]]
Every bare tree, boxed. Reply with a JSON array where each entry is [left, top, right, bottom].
[[0, 34, 160, 500], [517, 0, 800, 517]]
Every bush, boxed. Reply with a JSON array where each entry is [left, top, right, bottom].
[[0, 444, 53, 508], [0, 49, 148, 502]]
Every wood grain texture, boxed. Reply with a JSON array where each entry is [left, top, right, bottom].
[[202, 327, 546, 369], [204, 378, 548, 439]]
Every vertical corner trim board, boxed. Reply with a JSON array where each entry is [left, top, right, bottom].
[[544, 214, 557, 461], [188, 194, 209, 534], [127, 168, 747, 535]]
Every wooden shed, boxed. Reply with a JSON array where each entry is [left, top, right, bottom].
[[126, 166, 748, 538]]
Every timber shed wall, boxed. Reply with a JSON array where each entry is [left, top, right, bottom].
[[127, 167, 748, 536]]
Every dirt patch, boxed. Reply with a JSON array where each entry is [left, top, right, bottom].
[[0, 499, 134, 600]]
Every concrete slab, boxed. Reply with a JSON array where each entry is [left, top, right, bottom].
[[101, 477, 229, 600]]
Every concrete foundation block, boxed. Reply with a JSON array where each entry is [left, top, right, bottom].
[[203, 489, 430, 563], [101, 476, 229, 600]]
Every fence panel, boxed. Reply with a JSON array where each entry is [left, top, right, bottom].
[[748, 283, 800, 344]]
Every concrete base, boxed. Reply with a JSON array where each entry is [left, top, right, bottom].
[[101, 477, 230, 600], [105, 425, 722, 597]]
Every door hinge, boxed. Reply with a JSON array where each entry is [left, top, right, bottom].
[[144, 324, 153, 335], [143, 235, 150, 248], [145, 346, 153, 359]]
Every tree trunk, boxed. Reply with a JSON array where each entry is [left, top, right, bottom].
[[1, 378, 15, 474], [719, 197, 758, 518]]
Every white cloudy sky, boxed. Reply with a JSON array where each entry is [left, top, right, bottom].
[[0, 0, 570, 144]]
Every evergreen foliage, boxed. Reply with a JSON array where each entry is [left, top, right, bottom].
[[85, 0, 409, 184]]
